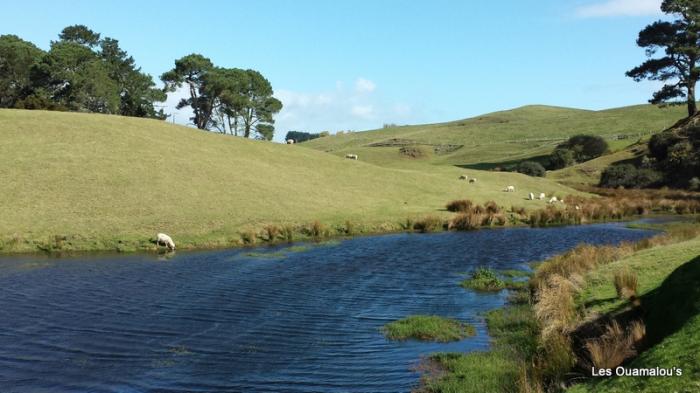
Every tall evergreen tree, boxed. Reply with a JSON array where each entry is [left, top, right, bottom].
[[627, 0, 700, 116]]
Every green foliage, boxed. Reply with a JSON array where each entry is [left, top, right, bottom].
[[161, 58, 282, 138], [461, 267, 506, 291], [284, 130, 320, 143], [558, 134, 609, 162], [382, 315, 475, 342], [1, 26, 164, 118], [626, 0, 700, 116], [0, 35, 45, 108], [517, 160, 546, 177], [548, 148, 576, 169], [599, 164, 663, 188]]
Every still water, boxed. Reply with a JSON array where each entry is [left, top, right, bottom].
[[0, 223, 655, 392]]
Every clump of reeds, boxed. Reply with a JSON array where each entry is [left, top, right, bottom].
[[413, 216, 444, 233], [613, 268, 638, 300], [446, 199, 473, 213], [240, 229, 257, 245], [585, 320, 640, 369], [282, 225, 295, 241], [263, 224, 281, 241]]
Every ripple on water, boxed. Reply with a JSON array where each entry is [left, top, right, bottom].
[[0, 223, 655, 392]]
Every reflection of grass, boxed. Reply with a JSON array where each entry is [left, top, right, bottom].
[[383, 315, 475, 342]]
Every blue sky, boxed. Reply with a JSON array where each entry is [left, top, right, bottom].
[[2, 0, 667, 140]]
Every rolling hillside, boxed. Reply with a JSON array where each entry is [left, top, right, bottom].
[[0, 109, 580, 253], [302, 104, 685, 169]]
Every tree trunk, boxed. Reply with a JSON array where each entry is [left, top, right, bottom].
[[688, 81, 697, 117]]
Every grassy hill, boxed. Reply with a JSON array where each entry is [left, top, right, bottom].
[[302, 104, 685, 169], [0, 109, 581, 253]]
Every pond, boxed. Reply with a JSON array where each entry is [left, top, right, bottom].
[[0, 223, 656, 392]]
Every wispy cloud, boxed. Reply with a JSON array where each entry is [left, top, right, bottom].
[[575, 0, 661, 18], [354, 77, 376, 93]]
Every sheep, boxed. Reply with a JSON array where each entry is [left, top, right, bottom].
[[286, 139, 295, 144], [459, 175, 469, 180], [469, 178, 477, 183], [504, 185, 515, 192], [528, 192, 535, 200], [345, 154, 358, 160], [548, 196, 559, 204], [156, 233, 175, 250], [538, 192, 546, 200]]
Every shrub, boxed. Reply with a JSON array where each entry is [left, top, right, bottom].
[[398, 145, 431, 159], [517, 161, 546, 177], [613, 268, 638, 299], [413, 216, 444, 232], [548, 148, 576, 169], [446, 199, 473, 213], [599, 164, 662, 189], [558, 134, 609, 162]]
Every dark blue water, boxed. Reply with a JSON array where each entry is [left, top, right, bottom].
[[0, 223, 654, 393]]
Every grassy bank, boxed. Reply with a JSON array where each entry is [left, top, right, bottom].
[[418, 221, 700, 392], [0, 109, 581, 254]]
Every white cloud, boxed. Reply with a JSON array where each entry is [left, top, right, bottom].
[[575, 0, 661, 18], [354, 77, 376, 93], [351, 105, 374, 118]]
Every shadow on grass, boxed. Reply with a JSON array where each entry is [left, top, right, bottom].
[[454, 154, 551, 171]]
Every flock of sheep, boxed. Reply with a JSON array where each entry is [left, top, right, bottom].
[[458, 174, 565, 204]]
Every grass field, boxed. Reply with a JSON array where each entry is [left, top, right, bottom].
[[382, 315, 475, 342], [302, 104, 684, 169], [0, 109, 581, 253]]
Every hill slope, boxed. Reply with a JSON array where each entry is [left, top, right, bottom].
[[0, 109, 579, 252], [302, 104, 685, 168]]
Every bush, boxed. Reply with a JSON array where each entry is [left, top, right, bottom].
[[548, 148, 576, 170], [599, 164, 662, 189], [558, 134, 608, 162], [517, 161, 546, 177], [446, 199, 473, 213], [399, 145, 431, 159]]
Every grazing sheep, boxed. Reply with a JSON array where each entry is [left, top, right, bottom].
[[469, 178, 477, 183], [345, 154, 358, 160], [459, 175, 469, 180], [156, 233, 175, 250], [538, 192, 546, 200], [504, 185, 515, 192], [575, 205, 581, 210], [548, 196, 559, 204], [528, 192, 535, 200], [286, 139, 295, 144]]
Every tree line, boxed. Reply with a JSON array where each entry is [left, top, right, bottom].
[[0, 25, 283, 140]]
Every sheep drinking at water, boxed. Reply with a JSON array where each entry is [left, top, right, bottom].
[[156, 233, 176, 250]]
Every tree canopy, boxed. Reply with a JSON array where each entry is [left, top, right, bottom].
[[162, 55, 282, 139], [0, 25, 165, 118], [627, 0, 700, 116]]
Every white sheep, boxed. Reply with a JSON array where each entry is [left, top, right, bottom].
[[548, 196, 559, 204], [528, 192, 535, 200], [156, 233, 176, 250], [459, 175, 469, 180], [538, 192, 546, 200], [504, 185, 515, 192], [469, 178, 477, 183]]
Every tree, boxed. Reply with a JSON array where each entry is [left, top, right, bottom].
[[99, 38, 166, 118], [626, 0, 700, 116], [517, 161, 546, 177], [547, 148, 576, 169], [29, 41, 120, 113], [599, 164, 662, 188], [284, 131, 320, 143], [236, 70, 282, 138], [58, 25, 101, 47], [558, 135, 608, 162], [0, 35, 44, 108], [161, 54, 214, 129]]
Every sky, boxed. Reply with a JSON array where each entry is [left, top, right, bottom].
[[2, 0, 670, 141]]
